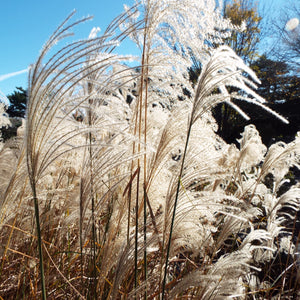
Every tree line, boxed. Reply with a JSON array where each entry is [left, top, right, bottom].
[[213, 0, 300, 145]]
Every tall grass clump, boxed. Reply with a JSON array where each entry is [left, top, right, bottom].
[[0, 0, 299, 299]]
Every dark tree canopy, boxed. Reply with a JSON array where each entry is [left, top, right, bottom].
[[251, 55, 300, 103], [6, 87, 27, 118]]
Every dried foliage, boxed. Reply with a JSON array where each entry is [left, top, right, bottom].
[[0, 1, 299, 299]]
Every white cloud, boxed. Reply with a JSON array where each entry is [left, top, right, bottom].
[[0, 68, 28, 82]]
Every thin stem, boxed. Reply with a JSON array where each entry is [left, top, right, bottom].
[[143, 184, 147, 300], [127, 183, 132, 246], [134, 16, 148, 295], [161, 116, 193, 299], [135, 167, 141, 293], [143, 38, 149, 300], [88, 95, 97, 299], [32, 184, 47, 300], [79, 179, 84, 289]]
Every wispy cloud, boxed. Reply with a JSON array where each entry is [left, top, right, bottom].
[[0, 68, 28, 82]]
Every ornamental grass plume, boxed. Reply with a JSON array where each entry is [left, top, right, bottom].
[[0, 1, 299, 299]]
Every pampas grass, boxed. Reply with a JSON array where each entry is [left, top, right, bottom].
[[0, 1, 299, 299]]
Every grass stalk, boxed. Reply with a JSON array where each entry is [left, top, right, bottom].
[[143, 39, 149, 300], [134, 15, 149, 295], [79, 179, 84, 290], [161, 116, 193, 299], [88, 98, 98, 299], [143, 184, 148, 300], [135, 167, 140, 294], [32, 184, 47, 300]]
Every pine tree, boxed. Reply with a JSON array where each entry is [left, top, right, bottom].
[[251, 55, 300, 103], [6, 87, 27, 118]]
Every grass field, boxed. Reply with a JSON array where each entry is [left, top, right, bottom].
[[0, 1, 299, 299]]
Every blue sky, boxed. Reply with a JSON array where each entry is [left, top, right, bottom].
[[0, 0, 291, 99], [0, 0, 136, 98]]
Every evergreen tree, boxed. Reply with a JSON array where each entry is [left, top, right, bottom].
[[251, 55, 300, 103], [6, 87, 27, 118]]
